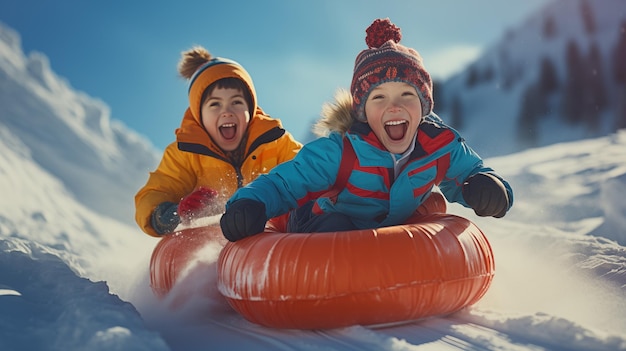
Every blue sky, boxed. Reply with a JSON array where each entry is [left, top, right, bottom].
[[2, 0, 549, 150]]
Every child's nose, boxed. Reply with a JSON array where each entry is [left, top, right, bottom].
[[221, 107, 235, 116], [388, 103, 402, 112]]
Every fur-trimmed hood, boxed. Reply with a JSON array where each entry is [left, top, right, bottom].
[[313, 89, 357, 137]]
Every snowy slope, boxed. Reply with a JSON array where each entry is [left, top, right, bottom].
[[0, 22, 160, 225], [2, 130, 625, 351], [0, 122, 168, 350]]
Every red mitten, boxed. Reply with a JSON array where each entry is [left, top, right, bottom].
[[178, 187, 219, 223]]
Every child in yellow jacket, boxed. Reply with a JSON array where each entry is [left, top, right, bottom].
[[135, 46, 302, 236]]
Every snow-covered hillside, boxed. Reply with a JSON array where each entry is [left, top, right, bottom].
[[2, 126, 625, 350], [438, 0, 626, 157], [0, 22, 160, 225]]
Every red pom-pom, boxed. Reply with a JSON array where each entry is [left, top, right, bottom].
[[365, 18, 402, 48]]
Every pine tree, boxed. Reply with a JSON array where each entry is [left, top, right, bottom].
[[584, 42, 607, 128], [580, 0, 596, 35], [499, 49, 514, 90], [483, 64, 494, 82], [613, 20, 626, 129], [466, 65, 479, 88], [616, 87, 626, 129], [543, 15, 557, 39], [561, 40, 586, 124], [432, 79, 444, 112], [538, 56, 559, 95], [614, 20, 626, 85], [450, 94, 464, 130]]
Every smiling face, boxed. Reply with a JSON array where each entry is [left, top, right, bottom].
[[200, 87, 251, 151], [364, 81, 422, 154]]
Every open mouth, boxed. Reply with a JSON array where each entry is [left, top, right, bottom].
[[219, 123, 237, 140], [384, 120, 408, 141]]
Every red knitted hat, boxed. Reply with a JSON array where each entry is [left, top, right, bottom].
[[350, 18, 433, 121]]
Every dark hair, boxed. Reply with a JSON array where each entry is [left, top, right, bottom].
[[202, 78, 254, 116]]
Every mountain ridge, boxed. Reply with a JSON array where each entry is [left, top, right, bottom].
[[0, 21, 160, 224], [437, 0, 626, 157]]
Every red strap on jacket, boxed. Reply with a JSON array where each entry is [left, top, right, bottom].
[[320, 137, 357, 201], [435, 153, 450, 185]]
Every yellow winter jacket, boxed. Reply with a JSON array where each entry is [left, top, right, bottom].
[[135, 107, 301, 236]]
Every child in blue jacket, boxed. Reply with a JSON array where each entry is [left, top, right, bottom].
[[220, 18, 513, 241]]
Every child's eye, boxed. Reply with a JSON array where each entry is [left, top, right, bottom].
[[371, 94, 384, 100]]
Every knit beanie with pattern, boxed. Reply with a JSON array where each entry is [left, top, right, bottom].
[[350, 18, 433, 121], [187, 57, 257, 122]]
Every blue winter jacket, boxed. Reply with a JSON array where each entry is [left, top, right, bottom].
[[227, 114, 514, 229]]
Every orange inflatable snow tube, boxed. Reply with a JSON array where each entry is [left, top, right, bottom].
[[150, 193, 495, 330], [217, 195, 495, 329]]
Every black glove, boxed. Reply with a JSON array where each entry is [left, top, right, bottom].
[[151, 201, 181, 235], [462, 173, 510, 218], [220, 199, 267, 242]]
